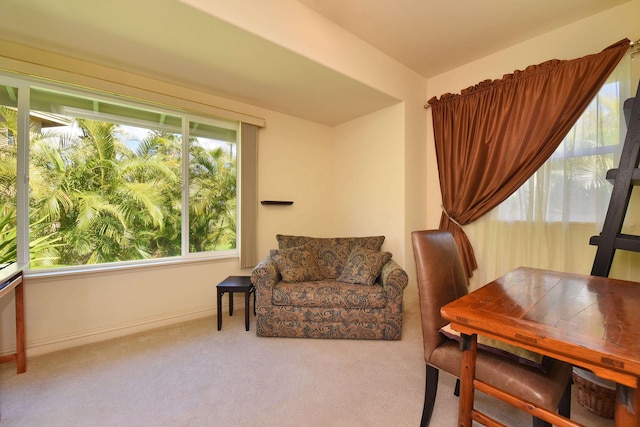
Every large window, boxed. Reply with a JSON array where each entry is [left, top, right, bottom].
[[498, 60, 631, 224], [466, 59, 634, 289], [0, 78, 238, 271]]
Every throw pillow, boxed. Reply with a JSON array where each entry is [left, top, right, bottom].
[[337, 246, 391, 286], [276, 235, 385, 251], [275, 235, 385, 279], [272, 246, 324, 283]]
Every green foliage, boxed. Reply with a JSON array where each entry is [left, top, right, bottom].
[[189, 144, 237, 252], [0, 111, 236, 269]]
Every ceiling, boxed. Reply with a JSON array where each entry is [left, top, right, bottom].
[[297, 0, 630, 78], [0, 0, 630, 125]]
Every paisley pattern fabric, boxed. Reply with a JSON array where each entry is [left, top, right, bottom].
[[276, 235, 385, 279], [251, 236, 408, 340], [272, 245, 324, 282], [337, 247, 392, 285], [273, 280, 387, 308], [256, 307, 387, 340]]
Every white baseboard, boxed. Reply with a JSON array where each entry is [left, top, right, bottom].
[[20, 298, 415, 358], [25, 306, 216, 357], [403, 295, 418, 308]]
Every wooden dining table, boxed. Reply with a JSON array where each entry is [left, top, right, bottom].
[[441, 267, 640, 427]]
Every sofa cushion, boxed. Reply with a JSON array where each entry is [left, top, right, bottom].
[[272, 280, 387, 309], [276, 235, 385, 279], [272, 245, 324, 283], [337, 246, 392, 285]]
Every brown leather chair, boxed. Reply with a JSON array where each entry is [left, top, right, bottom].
[[411, 230, 572, 427]]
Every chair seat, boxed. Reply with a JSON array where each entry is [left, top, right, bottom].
[[430, 339, 573, 412]]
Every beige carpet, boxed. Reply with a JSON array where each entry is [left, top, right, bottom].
[[0, 302, 613, 426]]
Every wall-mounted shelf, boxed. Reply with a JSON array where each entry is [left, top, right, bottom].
[[260, 201, 293, 205]]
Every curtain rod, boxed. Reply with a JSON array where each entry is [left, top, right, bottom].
[[424, 38, 640, 109]]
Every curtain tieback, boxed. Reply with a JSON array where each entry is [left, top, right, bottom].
[[441, 206, 463, 228]]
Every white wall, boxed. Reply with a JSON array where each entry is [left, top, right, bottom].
[[333, 104, 406, 256], [254, 110, 334, 258], [19, 260, 241, 354]]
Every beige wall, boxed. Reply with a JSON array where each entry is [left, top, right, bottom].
[[425, 0, 640, 288], [191, 0, 430, 291], [1, 0, 634, 357], [0, 0, 427, 355], [255, 109, 335, 257], [332, 105, 405, 255]]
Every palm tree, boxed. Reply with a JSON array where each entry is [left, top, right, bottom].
[[189, 143, 236, 252], [0, 106, 65, 266], [31, 119, 182, 265], [1, 104, 237, 268], [126, 130, 183, 257]]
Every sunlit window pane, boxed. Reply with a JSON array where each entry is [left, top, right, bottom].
[[0, 85, 19, 264], [28, 88, 184, 269], [0, 79, 240, 271], [188, 120, 237, 253], [499, 80, 623, 224]]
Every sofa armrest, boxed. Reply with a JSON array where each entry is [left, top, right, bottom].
[[251, 256, 281, 311], [378, 259, 408, 305]]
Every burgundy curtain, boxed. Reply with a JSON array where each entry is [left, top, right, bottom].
[[428, 39, 630, 278]]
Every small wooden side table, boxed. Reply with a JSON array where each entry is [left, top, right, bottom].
[[0, 263, 26, 374], [216, 276, 255, 331]]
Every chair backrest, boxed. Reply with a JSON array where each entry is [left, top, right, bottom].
[[411, 230, 469, 361]]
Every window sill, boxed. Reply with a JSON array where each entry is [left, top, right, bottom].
[[25, 253, 239, 281]]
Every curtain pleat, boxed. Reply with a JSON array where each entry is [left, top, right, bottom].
[[239, 123, 258, 268], [429, 39, 630, 278]]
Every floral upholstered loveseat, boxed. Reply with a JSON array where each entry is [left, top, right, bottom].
[[250, 235, 408, 340]]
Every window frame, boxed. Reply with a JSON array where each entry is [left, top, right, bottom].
[[1, 72, 240, 274]]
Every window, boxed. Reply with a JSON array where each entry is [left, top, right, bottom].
[[0, 78, 239, 270], [498, 60, 631, 224], [0, 84, 18, 265]]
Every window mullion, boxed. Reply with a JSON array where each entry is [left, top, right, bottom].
[[16, 85, 29, 266], [181, 118, 189, 257]]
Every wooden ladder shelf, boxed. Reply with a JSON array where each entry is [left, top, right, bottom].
[[590, 81, 640, 277]]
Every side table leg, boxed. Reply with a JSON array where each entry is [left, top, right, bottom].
[[217, 290, 223, 331], [15, 279, 25, 374], [245, 290, 250, 331], [229, 292, 234, 316]]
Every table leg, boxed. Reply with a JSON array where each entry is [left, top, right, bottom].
[[217, 290, 223, 331], [615, 384, 640, 427], [458, 333, 477, 427], [228, 292, 234, 316], [245, 290, 250, 331], [15, 279, 25, 374]]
